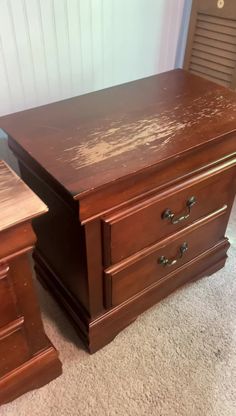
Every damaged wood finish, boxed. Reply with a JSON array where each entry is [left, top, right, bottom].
[[1, 69, 236, 353], [0, 160, 47, 232], [0, 161, 62, 405], [59, 92, 236, 171], [1, 69, 236, 198]]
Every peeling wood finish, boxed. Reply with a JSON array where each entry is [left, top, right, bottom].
[[1, 69, 236, 198], [59, 93, 236, 170], [0, 161, 48, 232], [0, 160, 61, 403], [2, 68, 236, 353], [60, 118, 186, 170]]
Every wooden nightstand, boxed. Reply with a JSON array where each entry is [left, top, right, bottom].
[[0, 161, 62, 404], [1, 69, 235, 353]]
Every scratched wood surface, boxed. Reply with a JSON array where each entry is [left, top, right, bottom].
[[1, 69, 236, 198], [0, 160, 48, 232]]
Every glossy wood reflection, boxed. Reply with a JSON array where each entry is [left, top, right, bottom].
[[0, 161, 62, 405], [1, 70, 235, 353]]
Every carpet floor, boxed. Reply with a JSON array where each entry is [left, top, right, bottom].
[[2, 201, 236, 416]]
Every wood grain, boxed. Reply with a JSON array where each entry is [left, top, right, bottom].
[[0, 160, 47, 232], [184, 0, 236, 89], [4, 69, 236, 353], [1, 70, 236, 198], [102, 162, 235, 265], [0, 161, 61, 404], [104, 205, 228, 307]]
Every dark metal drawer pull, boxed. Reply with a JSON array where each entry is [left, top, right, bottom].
[[158, 242, 188, 267], [162, 196, 196, 224]]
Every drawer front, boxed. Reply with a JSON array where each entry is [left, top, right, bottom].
[[0, 264, 18, 328], [0, 321, 30, 377], [102, 164, 235, 266], [104, 206, 228, 307]]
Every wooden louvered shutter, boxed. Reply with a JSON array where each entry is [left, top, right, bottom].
[[183, 0, 236, 89]]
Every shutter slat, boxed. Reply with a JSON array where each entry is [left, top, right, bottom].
[[195, 27, 236, 45], [192, 48, 236, 68], [190, 69, 230, 87], [192, 42, 236, 61], [190, 55, 234, 75], [197, 20, 236, 36], [184, 8, 236, 89], [195, 35, 236, 53], [198, 13, 236, 30], [190, 62, 232, 82]]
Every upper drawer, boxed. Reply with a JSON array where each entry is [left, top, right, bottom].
[[102, 163, 236, 266], [0, 264, 19, 328]]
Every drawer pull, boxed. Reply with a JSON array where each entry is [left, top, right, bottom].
[[158, 242, 188, 267], [0, 264, 9, 280], [162, 196, 196, 224]]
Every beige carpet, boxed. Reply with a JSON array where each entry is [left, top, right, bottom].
[[2, 201, 236, 416]]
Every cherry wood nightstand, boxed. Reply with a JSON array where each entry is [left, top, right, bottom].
[[0, 161, 62, 405], [1, 69, 235, 353]]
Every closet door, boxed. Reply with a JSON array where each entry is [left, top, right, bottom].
[[183, 0, 236, 89]]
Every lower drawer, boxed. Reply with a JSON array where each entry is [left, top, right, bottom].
[[104, 205, 228, 307], [0, 320, 30, 377]]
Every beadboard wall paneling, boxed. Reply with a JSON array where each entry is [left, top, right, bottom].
[[0, 0, 186, 118]]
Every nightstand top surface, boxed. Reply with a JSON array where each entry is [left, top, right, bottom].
[[0, 161, 48, 232], [1, 69, 236, 199]]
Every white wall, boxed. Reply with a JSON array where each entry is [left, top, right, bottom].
[[0, 0, 186, 117], [0, 0, 188, 169]]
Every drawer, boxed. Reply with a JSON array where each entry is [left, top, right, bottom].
[[0, 318, 30, 377], [102, 164, 235, 266], [0, 264, 18, 328], [104, 205, 228, 307]]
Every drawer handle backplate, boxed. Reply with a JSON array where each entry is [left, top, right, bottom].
[[162, 196, 196, 225], [158, 242, 188, 267]]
